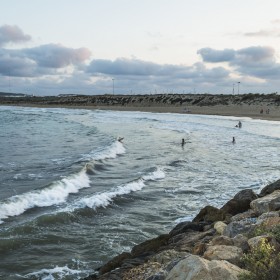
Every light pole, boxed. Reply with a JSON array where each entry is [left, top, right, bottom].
[[232, 83, 235, 95], [237, 82, 240, 95], [112, 78, 115, 94]]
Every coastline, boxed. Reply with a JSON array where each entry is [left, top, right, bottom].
[[0, 92, 280, 121], [85, 179, 280, 280]]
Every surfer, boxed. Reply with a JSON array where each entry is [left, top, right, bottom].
[[181, 138, 185, 146], [232, 137, 236, 144], [238, 121, 242, 128], [118, 137, 124, 143]]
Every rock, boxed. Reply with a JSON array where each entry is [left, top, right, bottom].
[[248, 235, 280, 251], [211, 236, 234, 246], [257, 212, 280, 224], [259, 179, 280, 197], [122, 261, 163, 280], [232, 234, 249, 253], [230, 210, 257, 222], [148, 249, 187, 265], [131, 234, 170, 257], [221, 189, 258, 216], [169, 229, 215, 252], [169, 221, 207, 237], [233, 189, 258, 201], [98, 252, 132, 275], [223, 219, 257, 238], [192, 242, 207, 255], [250, 190, 280, 214], [192, 206, 227, 223], [165, 254, 246, 280], [203, 245, 243, 266], [214, 221, 227, 235]]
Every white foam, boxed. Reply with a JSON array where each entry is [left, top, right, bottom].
[[0, 170, 91, 224], [23, 265, 91, 280], [70, 168, 165, 211], [82, 140, 126, 161]]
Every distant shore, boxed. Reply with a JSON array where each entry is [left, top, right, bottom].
[[1, 93, 280, 121]]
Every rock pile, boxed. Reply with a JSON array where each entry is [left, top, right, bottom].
[[84, 179, 280, 280]]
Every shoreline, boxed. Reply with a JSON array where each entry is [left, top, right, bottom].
[[85, 179, 280, 280], [1, 93, 279, 121], [1, 103, 280, 122]]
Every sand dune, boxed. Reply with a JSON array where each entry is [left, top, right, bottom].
[[1, 93, 279, 120]]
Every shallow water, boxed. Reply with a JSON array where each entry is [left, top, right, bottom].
[[0, 106, 280, 279]]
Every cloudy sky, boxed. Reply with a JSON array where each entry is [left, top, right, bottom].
[[1, 0, 280, 95]]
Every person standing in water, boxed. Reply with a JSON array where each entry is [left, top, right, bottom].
[[181, 138, 185, 146], [232, 137, 236, 144]]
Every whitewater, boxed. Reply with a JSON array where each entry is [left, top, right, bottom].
[[0, 106, 279, 280]]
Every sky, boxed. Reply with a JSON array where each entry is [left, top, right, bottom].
[[1, 0, 280, 96]]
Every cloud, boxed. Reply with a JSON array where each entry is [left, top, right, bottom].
[[0, 44, 91, 77], [0, 25, 31, 47], [24, 44, 91, 68], [198, 45, 280, 80], [197, 48, 235, 63], [244, 29, 280, 37], [87, 58, 229, 80]]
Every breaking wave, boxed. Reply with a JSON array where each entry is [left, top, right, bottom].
[[69, 167, 165, 211]]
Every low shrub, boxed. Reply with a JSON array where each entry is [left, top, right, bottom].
[[239, 238, 280, 280]]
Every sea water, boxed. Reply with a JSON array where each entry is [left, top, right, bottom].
[[0, 106, 280, 279]]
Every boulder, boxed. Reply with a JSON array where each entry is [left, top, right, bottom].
[[230, 210, 257, 222], [149, 249, 187, 265], [98, 252, 132, 275], [259, 179, 280, 197], [223, 219, 257, 238], [169, 221, 207, 237], [211, 236, 234, 246], [221, 189, 258, 216], [257, 212, 280, 224], [166, 254, 247, 280], [248, 235, 280, 251], [203, 245, 243, 266], [169, 229, 215, 252], [214, 221, 227, 235], [131, 234, 170, 257], [232, 234, 249, 253], [192, 206, 227, 223], [250, 190, 280, 214]]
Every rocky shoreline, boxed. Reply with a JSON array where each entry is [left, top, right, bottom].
[[84, 179, 280, 280]]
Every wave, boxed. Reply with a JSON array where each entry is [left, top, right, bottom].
[[81, 140, 125, 162], [21, 263, 92, 280], [68, 167, 165, 212], [0, 170, 91, 224], [0, 141, 126, 224]]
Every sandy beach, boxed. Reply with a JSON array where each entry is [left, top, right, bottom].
[[0, 93, 280, 121]]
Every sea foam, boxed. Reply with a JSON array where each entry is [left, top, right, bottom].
[[0, 141, 125, 224], [0, 170, 90, 224], [22, 264, 91, 280], [82, 140, 126, 161], [70, 167, 165, 211]]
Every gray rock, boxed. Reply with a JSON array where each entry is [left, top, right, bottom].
[[166, 254, 247, 280], [259, 179, 280, 197], [250, 190, 280, 214], [223, 219, 257, 238], [203, 245, 243, 266], [211, 236, 234, 246], [232, 234, 249, 253]]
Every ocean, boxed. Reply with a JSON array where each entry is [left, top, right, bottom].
[[0, 106, 279, 280]]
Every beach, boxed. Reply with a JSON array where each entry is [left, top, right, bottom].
[[0, 93, 280, 121]]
